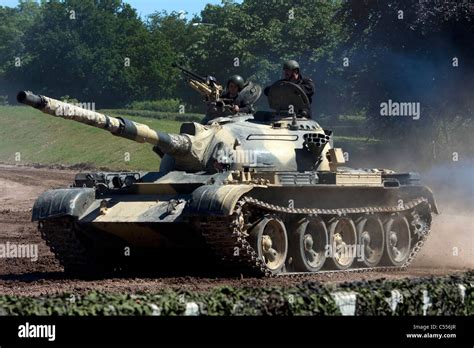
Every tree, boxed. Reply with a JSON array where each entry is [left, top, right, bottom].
[[338, 0, 474, 164], [4, 0, 176, 107], [0, 0, 40, 98], [185, 0, 345, 115]]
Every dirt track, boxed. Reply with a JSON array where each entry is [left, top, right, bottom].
[[0, 164, 471, 296]]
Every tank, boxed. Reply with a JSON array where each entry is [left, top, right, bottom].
[[16, 86, 438, 277]]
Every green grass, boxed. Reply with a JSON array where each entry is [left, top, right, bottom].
[[335, 136, 381, 143], [101, 108, 204, 122], [337, 114, 366, 123], [0, 106, 182, 171]]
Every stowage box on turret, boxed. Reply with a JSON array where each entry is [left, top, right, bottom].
[[17, 86, 437, 277]]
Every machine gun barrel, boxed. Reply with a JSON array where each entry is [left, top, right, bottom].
[[17, 91, 191, 156], [172, 63, 207, 83]]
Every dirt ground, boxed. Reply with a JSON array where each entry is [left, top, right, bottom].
[[0, 164, 471, 296]]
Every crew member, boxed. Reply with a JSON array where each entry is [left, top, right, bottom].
[[221, 75, 253, 114], [264, 60, 315, 115]]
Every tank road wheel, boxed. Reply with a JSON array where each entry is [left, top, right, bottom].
[[356, 216, 385, 267], [383, 214, 412, 266], [287, 217, 328, 272], [326, 217, 357, 270], [249, 215, 288, 274]]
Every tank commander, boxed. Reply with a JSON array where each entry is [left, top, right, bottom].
[[264, 60, 315, 116], [203, 74, 254, 123], [221, 75, 254, 114]]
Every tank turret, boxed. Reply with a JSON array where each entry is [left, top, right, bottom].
[[16, 89, 337, 174]]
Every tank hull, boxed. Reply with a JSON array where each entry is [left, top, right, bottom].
[[32, 170, 437, 276]]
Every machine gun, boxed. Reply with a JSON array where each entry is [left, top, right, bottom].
[[172, 63, 224, 103], [172, 63, 239, 118]]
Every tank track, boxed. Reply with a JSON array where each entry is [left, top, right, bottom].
[[38, 197, 432, 278], [39, 219, 93, 274], [39, 219, 119, 276], [197, 196, 432, 278]]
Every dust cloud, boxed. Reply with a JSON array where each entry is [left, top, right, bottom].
[[413, 162, 473, 269]]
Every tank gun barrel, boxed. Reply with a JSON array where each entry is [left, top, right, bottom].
[[16, 91, 191, 156]]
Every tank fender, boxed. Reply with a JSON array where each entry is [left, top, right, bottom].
[[419, 185, 439, 214], [189, 185, 254, 216], [32, 188, 96, 221], [401, 185, 439, 214]]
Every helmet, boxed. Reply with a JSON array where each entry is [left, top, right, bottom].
[[283, 60, 300, 71], [227, 75, 245, 90]]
